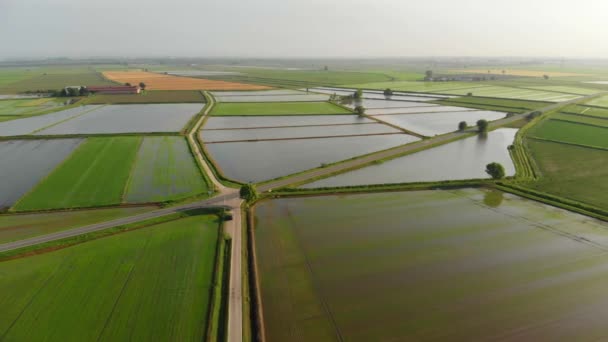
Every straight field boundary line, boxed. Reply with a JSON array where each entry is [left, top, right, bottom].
[[9, 138, 90, 211], [202, 122, 377, 131], [28, 104, 106, 135], [203, 132, 406, 144], [527, 136, 608, 152], [120, 136, 146, 203]]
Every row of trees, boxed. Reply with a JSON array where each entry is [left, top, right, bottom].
[[125, 82, 147, 90], [52, 87, 89, 97], [457, 119, 488, 133]]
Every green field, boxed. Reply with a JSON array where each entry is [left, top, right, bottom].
[[436, 96, 550, 113], [346, 81, 582, 101], [562, 105, 608, 118], [344, 80, 482, 93], [552, 113, 608, 128], [528, 119, 608, 148], [211, 101, 352, 116], [0, 69, 117, 93], [83, 90, 206, 104], [125, 136, 208, 203], [586, 94, 608, 108], [0, 98, 62, 116], [527, 140, 608, 209], [255, 189, 608, 341], [444, 85, 580, 101], [205, 69, 393, 88], [517, 85, 601, 95], [0, 214, 219, 341], [0, 69, 36, 87], [15, 137, 141, 211], [0, 206, 155, 244]]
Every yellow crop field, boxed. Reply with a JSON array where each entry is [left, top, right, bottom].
[[102, 71, 270, 91]]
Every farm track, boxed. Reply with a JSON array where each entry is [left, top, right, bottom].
[[0, 92, 602, 341]]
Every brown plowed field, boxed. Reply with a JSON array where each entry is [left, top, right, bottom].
[[102, 71, 270, 91]]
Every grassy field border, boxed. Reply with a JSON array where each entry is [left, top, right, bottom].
[[206, 219, 231, 342], [246, 205, 266, 342]]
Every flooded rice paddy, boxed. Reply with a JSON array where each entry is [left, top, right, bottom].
[[374, 110, 506, 136], [255, 188, 608, 341], [201, 123, 401, 142], [35, 104, 203, 135], [0, 105, 100, 136], [303, 128, 517, 187], [0, 139, 83, 208], [205, 134, 418, 182], [203, 115, 374, 129]]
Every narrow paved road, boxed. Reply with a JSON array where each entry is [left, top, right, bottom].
[[0, 92, 601, 341]]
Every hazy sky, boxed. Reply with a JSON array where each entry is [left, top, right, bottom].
[[2, 0, 608, 59]]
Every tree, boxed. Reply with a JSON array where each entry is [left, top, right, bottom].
[[139, 82, 146, 90], [67, 87, 79, 97], [425, 70, 433, 80], [125, 82, 131, 86], [354, 105, 366, 116], [324, 65, 329, 71], [383, 88, 393, 99], [239, 184, 258, 202], [543, 74, 549, 80], [485, 162, 506, 179], [353, 89, 363, 99], [476, 119, 489, 133], [458, 121, 467, 131]]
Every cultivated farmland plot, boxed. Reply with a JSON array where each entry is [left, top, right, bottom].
[[211, 102, 351, 116], [445, 86, 581, 102], [527, 140, 608, 209], [374, 110, 506, 136], [529, 119, 608, 149], [205, 134, 419, 183], [214, 94, 330, 103], [0, 99, 59, 116], [520, 85, 601, 96], [553, 113, 608, 128], [201, 123, 402, 143], [35, 104, 203, 135], [103, 71, 269, 91], [367, 105, 478, 115], [0, 95, 46, 100], [586, 94, 608, 108], [339, 81, 487, 93], [0, 206, 154, 244], [0, 105, 100, 136], [167, 70, 242, 76], [255, 189, 608, 341], [0, 139, 83, 209], [15, 137, 140, 211], [203, 115, 376, 129], [212, 89, 308, 96], [0, 215, 218, 341], [303, 128, 517, 188], [125, 136, 208, 203], [344, 99, 437, 109], [312, 87, 453, 99]]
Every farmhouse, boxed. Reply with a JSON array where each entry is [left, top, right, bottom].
[[86, 85, 141, 95]]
